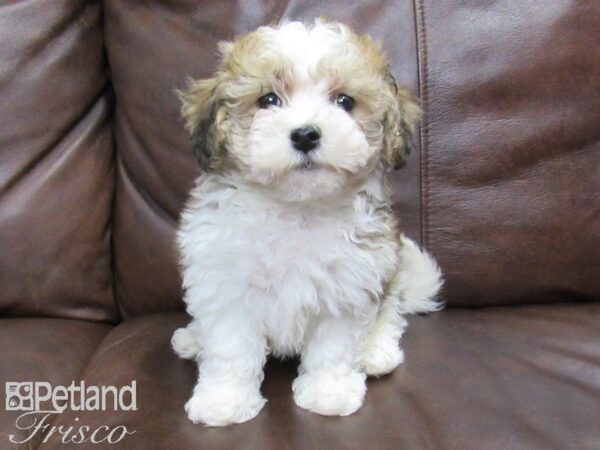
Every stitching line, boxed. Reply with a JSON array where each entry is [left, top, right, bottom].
[[414, 0, 430, 250]]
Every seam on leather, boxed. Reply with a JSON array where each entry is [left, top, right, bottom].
[[414, 0, 430, 250]]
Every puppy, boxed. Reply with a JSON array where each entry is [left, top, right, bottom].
[[171, 20, 443, 427]]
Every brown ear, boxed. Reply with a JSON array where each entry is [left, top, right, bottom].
[[178, 77, 227, 171], [382, 71, 421, 169]]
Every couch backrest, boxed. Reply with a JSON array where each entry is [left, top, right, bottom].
[[0, 1, 117, 321], [416, 0, 600, 306], [1, 1, 598, 320]]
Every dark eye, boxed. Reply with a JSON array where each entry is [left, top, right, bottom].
[[335, 93, 355, 112], [258, 92, 282, 108]]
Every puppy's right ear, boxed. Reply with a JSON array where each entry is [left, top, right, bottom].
[[178, 77, 227, 171]]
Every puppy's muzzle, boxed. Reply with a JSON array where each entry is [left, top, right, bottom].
[[290, 125, 321, 153]]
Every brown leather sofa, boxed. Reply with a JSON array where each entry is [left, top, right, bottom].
[[1, 1, 599, 449]]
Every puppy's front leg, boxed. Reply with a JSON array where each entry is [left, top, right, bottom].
[[184, 311, 267, 427], [293, 315, 368, 416]]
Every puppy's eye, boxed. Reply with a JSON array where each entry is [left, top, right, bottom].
[[335, 94, 355, 112], [258, 92, 282, 108]]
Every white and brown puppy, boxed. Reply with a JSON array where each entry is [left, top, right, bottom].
[[172, 20, 443, 427]]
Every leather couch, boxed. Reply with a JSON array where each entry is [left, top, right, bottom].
[[1, 1, 599, 449]]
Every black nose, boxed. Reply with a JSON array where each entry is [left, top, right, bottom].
[[290, 125, 321, 153]]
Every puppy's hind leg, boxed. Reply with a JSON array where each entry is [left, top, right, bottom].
[[362, 296, 408, 377], [172, 322, 202, 360], [362, 234, 443, 376]]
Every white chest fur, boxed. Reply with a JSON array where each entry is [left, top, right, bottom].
[[178, 174, 399, 355]]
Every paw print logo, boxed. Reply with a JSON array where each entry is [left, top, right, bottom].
[[5, 382, 34, 411]]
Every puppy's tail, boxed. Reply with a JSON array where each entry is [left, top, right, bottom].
[[394, 234, 444, 315], [172, 325, 202, 360]]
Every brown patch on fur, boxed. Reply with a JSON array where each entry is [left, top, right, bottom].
[[179, 28, 296, 171], [179, 77, 230, 171], [348, 30, 421, 169], [313, 27, 420, 169], [382, 78, 421, 169]]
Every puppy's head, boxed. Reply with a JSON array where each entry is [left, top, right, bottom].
[[180, 21, 419, 202]]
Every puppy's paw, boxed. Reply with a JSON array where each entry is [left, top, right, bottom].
[[292, 371, 366, 416], [185, 383, 266, 427], [172, 327, 201, 360], [362, 338, 404, 377]]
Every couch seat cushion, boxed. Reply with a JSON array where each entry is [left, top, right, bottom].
[[0, 318, 111, 447], [38, 304, 600, 449]]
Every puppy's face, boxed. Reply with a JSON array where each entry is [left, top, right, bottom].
[[180, 21, 419, 202]]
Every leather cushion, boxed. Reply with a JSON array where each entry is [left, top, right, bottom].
[[0, 318, 110, 446], [39, 304, 600, 449], [0, 1, 117, 321], [417, 0, 600, 306]]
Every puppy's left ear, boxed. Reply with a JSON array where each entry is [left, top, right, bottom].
[[382, 70, 421, 170]]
